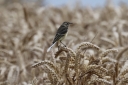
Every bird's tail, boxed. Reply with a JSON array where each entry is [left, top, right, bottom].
[[47, 42, 56, 52]]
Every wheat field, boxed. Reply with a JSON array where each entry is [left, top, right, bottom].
[[0, 1, 128, 85]]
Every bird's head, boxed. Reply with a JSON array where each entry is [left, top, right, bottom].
[[62, 22, 73, 27]]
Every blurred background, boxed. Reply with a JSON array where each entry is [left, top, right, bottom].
[[0, 0, 128, 7], [45, 0, 128, 7], [0, 0, 128, 85]]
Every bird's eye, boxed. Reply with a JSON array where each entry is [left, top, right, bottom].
[[63, 22, 69, 25], [65, 23, 68, 25]]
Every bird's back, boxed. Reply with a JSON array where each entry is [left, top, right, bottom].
[[52, 25, 68, 44]]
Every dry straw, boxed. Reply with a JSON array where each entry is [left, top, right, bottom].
[[0, 1, 128, 85]]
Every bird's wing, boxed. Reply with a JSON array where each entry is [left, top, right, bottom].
[[52, 33, 65, 43], [56, 25, 68, 34], [52, 26, 67, 43]]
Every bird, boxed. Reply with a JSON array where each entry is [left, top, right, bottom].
[[47, 22, 73, 52]]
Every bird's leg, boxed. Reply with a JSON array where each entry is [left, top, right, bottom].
[[57, 42, 61, 50], [60, 41, 66, 47]]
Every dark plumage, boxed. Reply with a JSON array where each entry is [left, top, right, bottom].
[[47, 22, 72, 52]]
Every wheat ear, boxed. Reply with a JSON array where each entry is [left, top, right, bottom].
[[100, 49, 118, 58], [43, 66, 59, 85], [102, 57, 117, 64], [77, 42, 100, 51], [116, 46, 128, 61], [32, 60, 58, 73], [119, 69, 128, 77], [89, 77, 112, 85]]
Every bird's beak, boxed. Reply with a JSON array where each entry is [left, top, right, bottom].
[[69, 22, 73, 25]]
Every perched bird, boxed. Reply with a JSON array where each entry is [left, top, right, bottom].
[[47, 22, 73, 52]]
